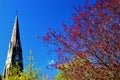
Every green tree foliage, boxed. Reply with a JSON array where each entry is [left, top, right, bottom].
[[55, 71, 71, 80], [55, 58, 93, 80], [2, 50, 48, 80]]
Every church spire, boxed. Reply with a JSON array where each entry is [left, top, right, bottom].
[[10, 16, 21, 48], [3, 16, 23, 78]]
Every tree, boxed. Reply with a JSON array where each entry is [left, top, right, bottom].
[[2, 51, 48, 80], [55, 71, 71, 80], [43, 0, 120, 79], [55, 58, 93, 80]]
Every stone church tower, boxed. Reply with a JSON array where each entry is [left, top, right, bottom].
[[3, 16, 23, 78]]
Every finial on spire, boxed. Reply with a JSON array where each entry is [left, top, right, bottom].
[[16, 10, 18, 16]]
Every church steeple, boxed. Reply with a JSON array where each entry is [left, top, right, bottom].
[[11, 16, 21, 47], [3, 16, 23, 78]]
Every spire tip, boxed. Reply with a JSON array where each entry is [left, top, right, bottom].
[[16, 10, 18, 16]]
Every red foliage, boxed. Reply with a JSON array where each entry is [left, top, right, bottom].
[[43, 0, 120, 79]]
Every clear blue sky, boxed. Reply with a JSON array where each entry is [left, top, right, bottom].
[[0, 0, 88, 78]]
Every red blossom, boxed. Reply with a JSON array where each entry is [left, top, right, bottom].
[[43, 0, 120, 79]]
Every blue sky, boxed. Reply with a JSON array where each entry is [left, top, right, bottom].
[[0, 0, 87, 78]]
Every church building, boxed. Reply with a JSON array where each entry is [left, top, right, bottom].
[[3, 16, 23, 79]]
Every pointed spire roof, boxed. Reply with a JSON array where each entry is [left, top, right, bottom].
[[10, 16, 21, 47], [3, 15, 23, 78]]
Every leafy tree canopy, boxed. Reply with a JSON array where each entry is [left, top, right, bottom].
[[43, 0, 120, 79]]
